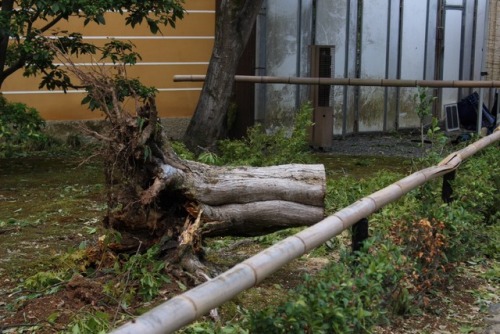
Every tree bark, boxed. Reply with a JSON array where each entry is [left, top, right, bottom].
[[152, 162, 325, 237], [55, 49, 325, 280], [183, 0, 264, 151], [107, 149, 326, 251], [0, 0, 15, 88]]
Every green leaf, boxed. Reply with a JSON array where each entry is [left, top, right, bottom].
[[47, 312, 60, 324], [95, 14, 106, 25], [176, 280, 187, 291]]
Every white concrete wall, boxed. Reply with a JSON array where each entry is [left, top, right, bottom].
[[358, 0, 389, 131], [399, 0, 431, 129], [264, 0, 301, 125]]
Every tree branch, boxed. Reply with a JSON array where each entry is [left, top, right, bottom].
[[1, 55, 26, 86], [38, 13, 65, 33]]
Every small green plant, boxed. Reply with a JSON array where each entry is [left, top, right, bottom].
[[121, 244, 171, 301], [66, 311, 111, 334], [23, 271, 66, 292], [423, 117, 449, 159], [198, 151, 220, 165], [413, 86, 436, 148], [0, 217, 43, 228], [13, 270, 68, 306]]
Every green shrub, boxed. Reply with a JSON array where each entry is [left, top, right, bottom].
[[0, 95, 48, 156], [171, 103, 314, 167], [171, 140, 196, 160], [412, 145, 499, 262], [216, 103, 314, 166], [248, 238, 407, 333]]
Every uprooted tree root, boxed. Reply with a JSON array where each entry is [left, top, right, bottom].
[[52, 45, 326, 283]]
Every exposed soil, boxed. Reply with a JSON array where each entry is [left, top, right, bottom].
[[0, 136, 497, 333]]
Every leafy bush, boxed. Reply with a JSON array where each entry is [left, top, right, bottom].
[[248, 238, 407, 333], [170, 103, 314, 167], [216, 103, 314, 166], [0, 95, 48, 156], [411, 145, 499, 262], [389, 218, 452, 308]]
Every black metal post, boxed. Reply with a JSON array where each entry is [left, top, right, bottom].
[[352, 218, 369, 253], [442, 170, 456, 204]]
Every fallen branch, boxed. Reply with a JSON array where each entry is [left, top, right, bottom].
[[0, 227, 18, 234]]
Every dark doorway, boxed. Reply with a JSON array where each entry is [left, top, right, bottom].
[[228, 26, 256, 139]]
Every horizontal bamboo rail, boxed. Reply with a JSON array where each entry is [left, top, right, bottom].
[[110, 126, 500, 334], [174, 75, 500, 88]]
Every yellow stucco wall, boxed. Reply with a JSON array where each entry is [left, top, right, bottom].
[[2, 0, 215, 120]]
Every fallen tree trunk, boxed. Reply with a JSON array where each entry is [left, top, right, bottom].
[[146, 162, 325, 237], [116, 147, 326, 236], [54, 50, 326, 279], [103, 131, 326, 255]]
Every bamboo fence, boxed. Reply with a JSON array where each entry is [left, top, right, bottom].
[[173, 75, 500, 88]]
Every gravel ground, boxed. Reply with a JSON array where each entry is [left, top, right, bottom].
[[326, 131, 434, 158]]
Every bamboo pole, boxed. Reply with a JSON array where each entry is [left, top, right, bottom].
[[173, 74, 500, 88], [110, 126, 500, 334]]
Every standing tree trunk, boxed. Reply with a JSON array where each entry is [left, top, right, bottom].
[[0, 0, 15, 88], [183, 0, 264, 152]]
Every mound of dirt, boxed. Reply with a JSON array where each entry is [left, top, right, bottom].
[[1, 274, 109, 333]]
